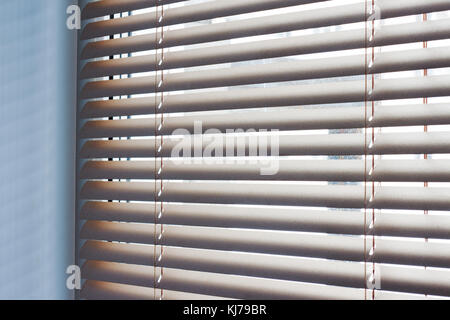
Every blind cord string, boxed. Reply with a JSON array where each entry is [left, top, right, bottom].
[[370, 0, 376, 301], [423, 13, 429, 220], [364, 0, 378, 300], [423, 13, 429, 295], [108, 14, 115, 207], [127, 12, 132, 152], [154, 1, 165, 300], [363, 0, 369, 301], [118, 11, 131, 196]]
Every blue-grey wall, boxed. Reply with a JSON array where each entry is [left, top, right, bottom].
[[0, 0, 77, 299]]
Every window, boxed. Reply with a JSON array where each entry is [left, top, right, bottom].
[[77, 0, 450, 299]]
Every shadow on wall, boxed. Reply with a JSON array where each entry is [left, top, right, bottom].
[[0, 0, 77, 299]]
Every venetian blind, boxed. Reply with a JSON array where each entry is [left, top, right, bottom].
[[77, 0, 450, 299]]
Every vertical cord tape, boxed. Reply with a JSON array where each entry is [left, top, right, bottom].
[[154, 0, 165, 300]]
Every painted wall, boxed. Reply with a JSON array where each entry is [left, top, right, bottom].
[[0, 0, 77, 299]]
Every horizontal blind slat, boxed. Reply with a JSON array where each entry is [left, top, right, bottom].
[[80, 242, 450, 296], [80, 181, 366, 208], [81, 0, 324, 40], [81, 280, 155, 300], [80, 47, 450, 98], [80, 159, 450, 182], [81, 241, 365, 288], [81, 280, 228, 300], [81, 75, 450, 116], [80, 103, 450, 138], [80, 221, 450, 268], [81, 261, 365, 300], [81, 5, 448, 59], [81, 18, 450, 61], [81, 261, 446, 299], [80, 181, 450, 211], [80, 201, 450, 239], [80, 132, 450, 158], [81, 0, 189, 20], [82, 45, 450, 82]]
